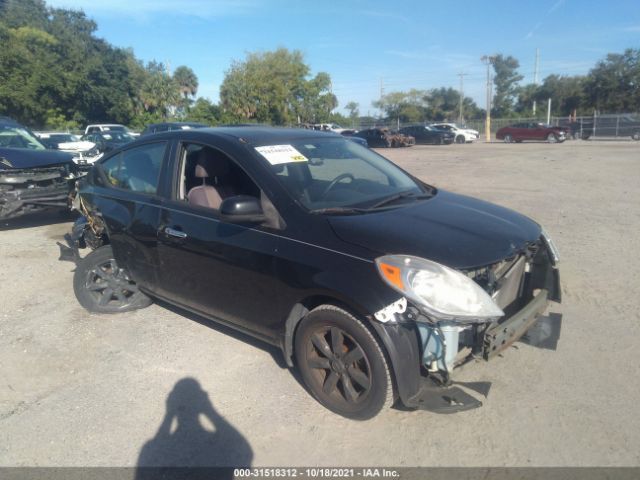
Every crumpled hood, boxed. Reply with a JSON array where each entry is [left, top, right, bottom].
[[0, 147, 74, 170], [328, 190, 541, 269]]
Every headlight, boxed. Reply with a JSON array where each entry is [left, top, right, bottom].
[[375, 255, 504, 322], [541, 229, 560, 264]]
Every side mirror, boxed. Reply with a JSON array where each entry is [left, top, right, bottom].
[[220, 195, 266, 224]]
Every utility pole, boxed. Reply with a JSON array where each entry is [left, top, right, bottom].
[[481, 55, 496, 142], [457, 73, 467, 124], [379, 77, 385, 120], [533, 48, 539, 116]]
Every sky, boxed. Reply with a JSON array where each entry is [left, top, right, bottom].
[[46, 0, 640, 116]]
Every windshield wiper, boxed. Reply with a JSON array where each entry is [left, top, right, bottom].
[[310, 206, 369, 215], [368, 190, 432, 210]]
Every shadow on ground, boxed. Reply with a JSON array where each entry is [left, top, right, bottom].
[[0, 209, 76, 231], [136, 377, 253, 479]]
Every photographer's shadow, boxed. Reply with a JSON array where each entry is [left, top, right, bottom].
[[136, 377, 253, 478]]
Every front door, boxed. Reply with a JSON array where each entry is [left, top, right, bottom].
[[154, 141, 283, 341]]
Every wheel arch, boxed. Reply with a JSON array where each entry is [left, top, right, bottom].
[[282, 294, 372, 368], [281, 294, 422, 406]]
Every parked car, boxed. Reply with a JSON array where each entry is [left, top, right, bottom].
[[353, 128, 415, 147], [35, 132, 81, 149], [81, 131, 135, 153], [496, 122, 568, 143], [558, 115, 640, 141], [141, 122, 208, 136], [399, 125, 455, 145], [430, 123, 479, 143], [61, 126, 561, 419], [85, 124, 139, 137], [0, 117, 78, 220]]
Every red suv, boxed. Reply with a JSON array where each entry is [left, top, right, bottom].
[[496, 122, 568, 143]]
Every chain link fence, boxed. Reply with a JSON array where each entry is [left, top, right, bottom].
[[352, 113, 640, 140]]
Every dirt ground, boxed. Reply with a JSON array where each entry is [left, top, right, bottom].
[[1, 139, 639, 467]]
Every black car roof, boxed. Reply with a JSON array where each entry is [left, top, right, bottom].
[[146, 122, 208, 128], [157, 126, 341, 144]]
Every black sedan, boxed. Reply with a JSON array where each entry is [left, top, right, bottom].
[[62, 127, 561, 419], [399, 125, 455, 145]]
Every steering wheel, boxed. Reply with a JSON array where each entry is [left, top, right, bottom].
[[320, 173, 354, 198]]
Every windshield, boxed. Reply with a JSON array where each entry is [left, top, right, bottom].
[[0, 125, 46, 150], [255, 137, 425, 211]]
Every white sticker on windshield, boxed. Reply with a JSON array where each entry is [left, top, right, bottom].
[[255, 145, 308, 165]]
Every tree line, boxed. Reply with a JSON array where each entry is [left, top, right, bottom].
[[375, 50, 640, 124], [1, 0, 638, 130]]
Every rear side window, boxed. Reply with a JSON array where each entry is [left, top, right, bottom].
[[100, 142, 166, 194]]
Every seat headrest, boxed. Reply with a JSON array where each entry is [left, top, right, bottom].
[[194, 164, 208, 178]]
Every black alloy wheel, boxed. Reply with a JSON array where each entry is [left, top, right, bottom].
[[73, 245, 151, 313], [295, 305, 393, 420]]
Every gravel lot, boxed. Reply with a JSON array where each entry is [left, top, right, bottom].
[[1, 140, 639, 467]]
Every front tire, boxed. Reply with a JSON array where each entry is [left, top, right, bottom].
[[547, 133, 558, 143], [455, 135, 465, 144], [294, 305, 393, 420], [632, 131, 640, 141], [73, 245, 152, 314]]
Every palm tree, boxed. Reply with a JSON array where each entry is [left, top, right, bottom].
[[173, 66, 199, 99]]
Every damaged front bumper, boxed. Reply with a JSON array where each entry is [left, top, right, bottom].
[[0, 167, 76, 220], [371, 238, 562, 414]]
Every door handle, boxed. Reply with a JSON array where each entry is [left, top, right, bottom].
[[164, 227, 188, 239]]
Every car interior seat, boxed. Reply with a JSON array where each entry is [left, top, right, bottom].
[[187, 150, 235, 209]]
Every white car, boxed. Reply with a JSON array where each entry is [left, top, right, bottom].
[[84, 124, 139, 137], [311, 123, 349, 134], [430, 123, 479, 144], [56, 138, 103, 168]]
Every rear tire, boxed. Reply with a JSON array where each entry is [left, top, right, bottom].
[[294, 305, 393, 420], [503, 134, 513, 143], [73, 245, 152, 314]]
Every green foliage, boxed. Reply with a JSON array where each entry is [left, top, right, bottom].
[[585, 48, 640, 113], [44, 108, 79, 130], [220, 48, 335, 125], [0, 0, 197, 129], [373, 88, 481, 123], [492, 54, 524, 117], [184, 98, 223, 125]]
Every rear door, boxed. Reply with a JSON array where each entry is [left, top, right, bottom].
[[89, 140, 170, 290], [154, 140, 283, 340]]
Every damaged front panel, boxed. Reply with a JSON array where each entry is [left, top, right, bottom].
[[0, 164, 75, 219], [0, 141, 78, 220]]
